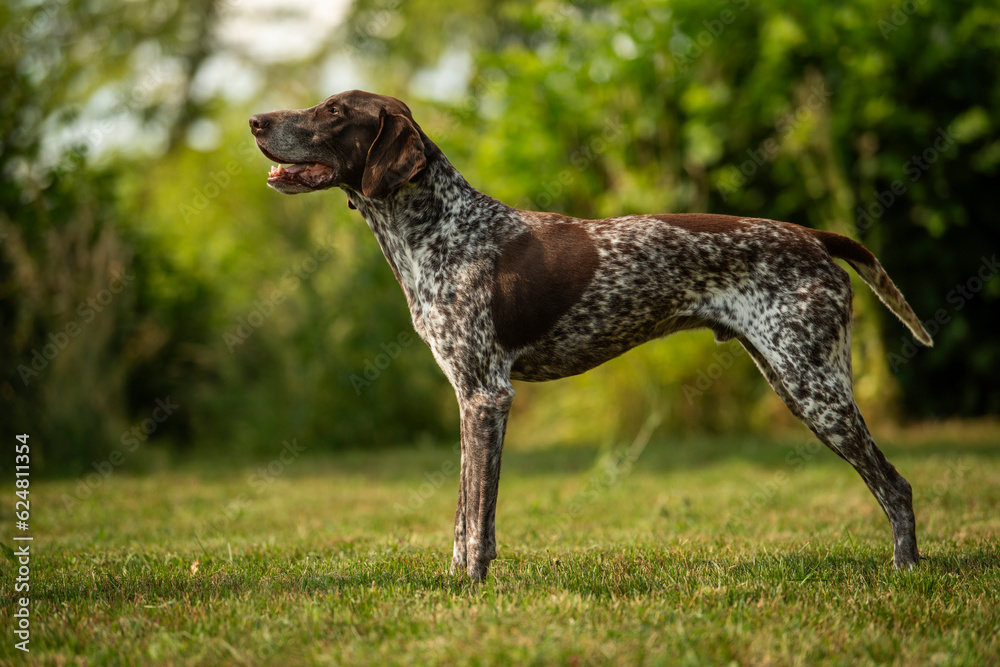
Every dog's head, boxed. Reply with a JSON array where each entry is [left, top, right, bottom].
[[249, 90, 427, 198]]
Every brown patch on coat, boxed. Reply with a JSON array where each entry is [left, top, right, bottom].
[[362, 112, 428, 198], [651, 213, 749, 234], [491, 223, 599, 349]]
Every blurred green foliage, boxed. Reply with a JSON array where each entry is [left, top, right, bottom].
[[1, 0, 998, 473]]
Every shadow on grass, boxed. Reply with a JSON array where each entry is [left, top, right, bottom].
[[21, 544, 999, 608]]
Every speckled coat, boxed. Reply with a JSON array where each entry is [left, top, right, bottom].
[[250, 90, 931, 581]]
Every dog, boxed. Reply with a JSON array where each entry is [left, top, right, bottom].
[[250, 90, 931, 581]]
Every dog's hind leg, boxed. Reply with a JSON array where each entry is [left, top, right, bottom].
[[737, 314, 919, 568], [737, 334, 806, 423]]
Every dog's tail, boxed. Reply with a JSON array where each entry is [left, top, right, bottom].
[[811, 229, 933, 347]]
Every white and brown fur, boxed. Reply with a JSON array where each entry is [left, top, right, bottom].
[[250, 90, 931, 581]]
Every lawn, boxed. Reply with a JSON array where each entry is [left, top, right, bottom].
[[2, 423, 999, 665]]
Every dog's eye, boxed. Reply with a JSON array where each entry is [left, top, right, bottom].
[[327, 106, 339, 115]]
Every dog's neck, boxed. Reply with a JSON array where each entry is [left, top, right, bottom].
[[342, 148, 518, 320]]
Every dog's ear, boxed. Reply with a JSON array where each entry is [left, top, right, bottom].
[[362, 111, 427, 199]]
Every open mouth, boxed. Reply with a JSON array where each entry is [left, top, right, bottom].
[[256, 142, 337, 192], [266, 162, 337, 190]]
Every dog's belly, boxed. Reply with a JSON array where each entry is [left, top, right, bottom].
[[509, 304, 713, 382], [510, 336, 652, 382]]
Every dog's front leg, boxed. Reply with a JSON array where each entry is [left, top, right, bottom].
[[450, 446, 467, 574], [458, 387, 513, 581]]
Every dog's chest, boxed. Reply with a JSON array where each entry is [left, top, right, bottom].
[[367, 216, 491, 339]]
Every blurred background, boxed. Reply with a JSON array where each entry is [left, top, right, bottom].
[[2, 0, 998, 474]]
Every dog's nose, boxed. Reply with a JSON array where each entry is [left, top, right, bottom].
[[249, 114, 271, 135]]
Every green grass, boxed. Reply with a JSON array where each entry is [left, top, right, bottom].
[[2, 424, 999, 665]]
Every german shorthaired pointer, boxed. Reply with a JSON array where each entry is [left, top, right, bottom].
[[250, 90, 932, 581]]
